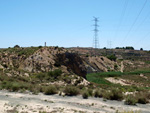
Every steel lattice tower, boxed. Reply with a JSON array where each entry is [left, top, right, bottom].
[[93, 17, 99, 49]]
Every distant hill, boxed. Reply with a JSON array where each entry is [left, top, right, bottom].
[[0, 46, 150, 78]]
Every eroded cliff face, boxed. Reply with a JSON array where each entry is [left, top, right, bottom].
[[0, 47, 87, 78], [83, 56, 119, 73], [24, 47, 118, 77], [19, 47, 56, 73], [55, 52, 87, 78], [19, 47, 87, 78]]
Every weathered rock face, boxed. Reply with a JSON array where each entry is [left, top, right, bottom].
[[55, 52, 87, 78], [18, 47, 87, 78], [19, 48, 55, 73], [84, 56, 120, 73]]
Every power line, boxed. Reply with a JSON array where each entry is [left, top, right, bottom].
[[134, 32, 150, 47], [133, 17, 150, 46], [132, 1, 150, 46], [93, 17, 99, 49], [121, 0, 147, 45], [134, 10, 150, 32], [113, 0, 129, 42]]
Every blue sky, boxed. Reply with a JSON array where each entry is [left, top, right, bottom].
[[0, 0, 150, 50]]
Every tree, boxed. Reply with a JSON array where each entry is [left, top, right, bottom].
[[14, 45, 20, 48], [107, 54, 117, 61], [125, 46, 134, 50], [140, 48, 143, 51]]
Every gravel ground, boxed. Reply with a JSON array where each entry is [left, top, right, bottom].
[[0, 90, 150, 113]]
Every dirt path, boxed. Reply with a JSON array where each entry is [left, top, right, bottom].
[[0, 90, 150, 113], [105, 77, 130, 86]]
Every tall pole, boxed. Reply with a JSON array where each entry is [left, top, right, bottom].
[[93, 17, 99, 49]]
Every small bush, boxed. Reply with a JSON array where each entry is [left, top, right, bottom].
[[38, 46, 43, 48], [64, 86, 80, 96], [36, 73, 46, 80], [2, 81, 12, 89], [111, 89, 123, 100], [28, 85, 40, 94], [88, 89, 93, 96], [103, 89, 123, 101], [48, 69, 62, 79], [82, 91, 89, 99], [137, 97, 149, 104], [94, 89, 102, 98], [9, 83, 20, 91], [125, 95, 137, 105], [31, 88, 40, 95], [107, 54, 117, 61], [14, 45, 20, 48], [44, 85, 57, 95], [94, 90, 100, 98], [136, 92, 149, 104]]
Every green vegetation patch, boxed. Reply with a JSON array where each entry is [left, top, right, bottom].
[[86, 72, 122, 85], [44, 85, 57, 95], [0, 47, 40, 58], [64, 86, 80, 96], [87, 70, 150, 86]]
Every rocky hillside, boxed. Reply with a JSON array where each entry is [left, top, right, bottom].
[[0, 46, 121, 78], [70, 47, 150, 72], [1, 46, 149, 79], [0, 47, 88, 78]]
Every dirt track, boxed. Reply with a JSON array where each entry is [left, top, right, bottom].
[[0, 90, 150, 113]]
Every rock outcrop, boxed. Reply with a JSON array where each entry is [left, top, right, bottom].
[[0, 47, 87, 78], [55, 52, 87, 78]]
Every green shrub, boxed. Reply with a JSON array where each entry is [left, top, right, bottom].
[[94, 89, 102, 98], [38, 46, 43, 48], [94, 90, 100, 98], [11, 82, 21, 91], [36, 73, 46, 81], [44, 85, 57, 95], [64, 86, 80, 96], [107, 54, 117, 61], [63, 77, 72, 84], [125, 95, 137, 105], [111, 89, 123, 100], [136, 92, 149, 104], [14, 45, 20, 48], [82, 91, 89, 99], [1, 81, 11, 89], [125, 46, 134, 50], [48, 69, 62, 79], [31, 88, 40, 95], [103, 89, 123, 101], [114, 64, 118, 70], [87, 89, 93, 96], [137, 97, 149, 104]]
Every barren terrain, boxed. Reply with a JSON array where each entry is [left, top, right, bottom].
[[0, 90, 150, 113]]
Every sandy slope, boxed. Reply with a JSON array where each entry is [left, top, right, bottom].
[[0, 90, 150, 113]]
